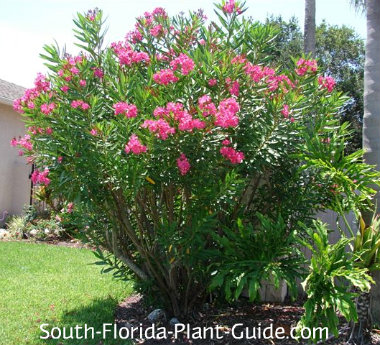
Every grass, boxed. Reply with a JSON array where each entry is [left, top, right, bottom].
[[0, 241, 133, 345]]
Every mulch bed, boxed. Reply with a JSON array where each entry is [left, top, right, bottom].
[[115, 294, 380, 345]]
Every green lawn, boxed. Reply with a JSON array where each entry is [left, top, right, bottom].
[[0, 241, 132, 345]]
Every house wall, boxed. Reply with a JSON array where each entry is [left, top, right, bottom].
[[0, 103, 30, 226]]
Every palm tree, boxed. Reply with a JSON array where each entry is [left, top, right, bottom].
[[304, 0, 316, 56], [359, 0, 380, 328]]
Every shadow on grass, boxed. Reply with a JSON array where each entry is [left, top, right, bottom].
[[39, 297, 131, 345]]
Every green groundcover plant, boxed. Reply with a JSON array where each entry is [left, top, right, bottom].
[[11, 0, 380, 317]]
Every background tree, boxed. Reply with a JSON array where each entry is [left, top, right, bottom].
[[267, 16, 364, 153], [304, 0, 316, 56], [359, 0, 380, 326]]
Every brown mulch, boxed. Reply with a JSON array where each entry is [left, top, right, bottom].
[[115, 294, 380, 345]]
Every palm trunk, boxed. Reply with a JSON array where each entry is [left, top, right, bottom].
[[304, 0, 316, 56], [363, 0, 380, 326]]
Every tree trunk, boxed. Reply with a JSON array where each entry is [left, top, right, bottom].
[[304, 0, 316, 56], [363, 0, 380, 326]]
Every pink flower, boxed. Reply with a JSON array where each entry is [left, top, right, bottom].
[[34, 73, 50, 92], [281, 104, 289, 118], [13, 99, 24, 113], [40, 103, 56, 115], [222, 0, 242, 14], [229, 80, 240, 97], [231, 55, 246, 65], [177, 153, 191, 175], [295, 58, 317, 76], [178, 112, 205, 131], [79, 80, 87, 87], [141, 119, 175, 140], [199, 39, 206, 46], [198, 95, 217, 117], [113, 102, 138, 117], [70, 66, 79, 75], [67, 202, 74, 213], [57, 156, 63, 163], [208, 79, 217, 86], [222, 139, 231, 146], [153, 69, 179, 85], [27, 102, 35, 109], [111, 42, 150, 66], [93, 68, 104, 78], [10, 138, 18, 147], [46, 127, 53, 135], [90, 128, 98, 136], [71, 100, 90, 110], [31, 168, 50, 186], [152, 7, 167, 18], [170, 53, 195, 75], [215, 98, 240, 128], [220, 146, 245, 164], [153, 106, 169, 118], [150, 24, 163, 37], [61, 85, 69, 93], [318, 76, 336, 92], [124, 134, 147, 154]]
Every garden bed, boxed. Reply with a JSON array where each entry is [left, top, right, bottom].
[[115, 295, 380, 345]]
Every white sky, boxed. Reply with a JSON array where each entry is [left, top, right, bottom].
[[0, 0, 365, 88]]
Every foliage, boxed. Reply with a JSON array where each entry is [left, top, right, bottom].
[[11, 1, 379, 316], [354, 215, 380, 272], [209, 213, 305, 302], [297, 221, 373, 342]]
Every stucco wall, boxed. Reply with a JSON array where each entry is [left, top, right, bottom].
[[0, 103, 30, 226]]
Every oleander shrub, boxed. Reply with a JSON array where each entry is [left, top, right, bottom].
[[11, 1, 379, 316]]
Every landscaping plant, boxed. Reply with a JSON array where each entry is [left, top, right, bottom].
[[11, 1, 380, 317]]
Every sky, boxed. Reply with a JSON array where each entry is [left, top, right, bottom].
[[0, 0, 365, 88]]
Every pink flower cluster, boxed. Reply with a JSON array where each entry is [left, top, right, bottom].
[[153, 102, 205, 132], [57, 55, 84, 86], [93, 68, 104, 78], [10, 134, 33, 156], [215, 98, 240, 128], [222, 0, 242, 14], [113, 102, 138, 117], [295, 58, 317, 76], [208, 79, 217, 87], [142, 119, 175, 140], [198, 95, 217, 117], [31, 168, 50, 186], [170, 53, 195, 76], [41, 103, 56, 115], [153, 69, 179, 85], [177, 153, 191, 175], [226, 78, 240, 97], [220, 141, 244, 164], [71, 100, 90, 110], [124, 134, 147, 154], [111, 41, 150, 67], [318, 76, 336, 92], [150, 24, 163, 37], [281, 104, 290, 118], [126, 7, 167, 43], [28, 126, 53, 135], [267, 74, 295, 92], [13, 74, 51, 114], [244, 63, 275, 83]]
